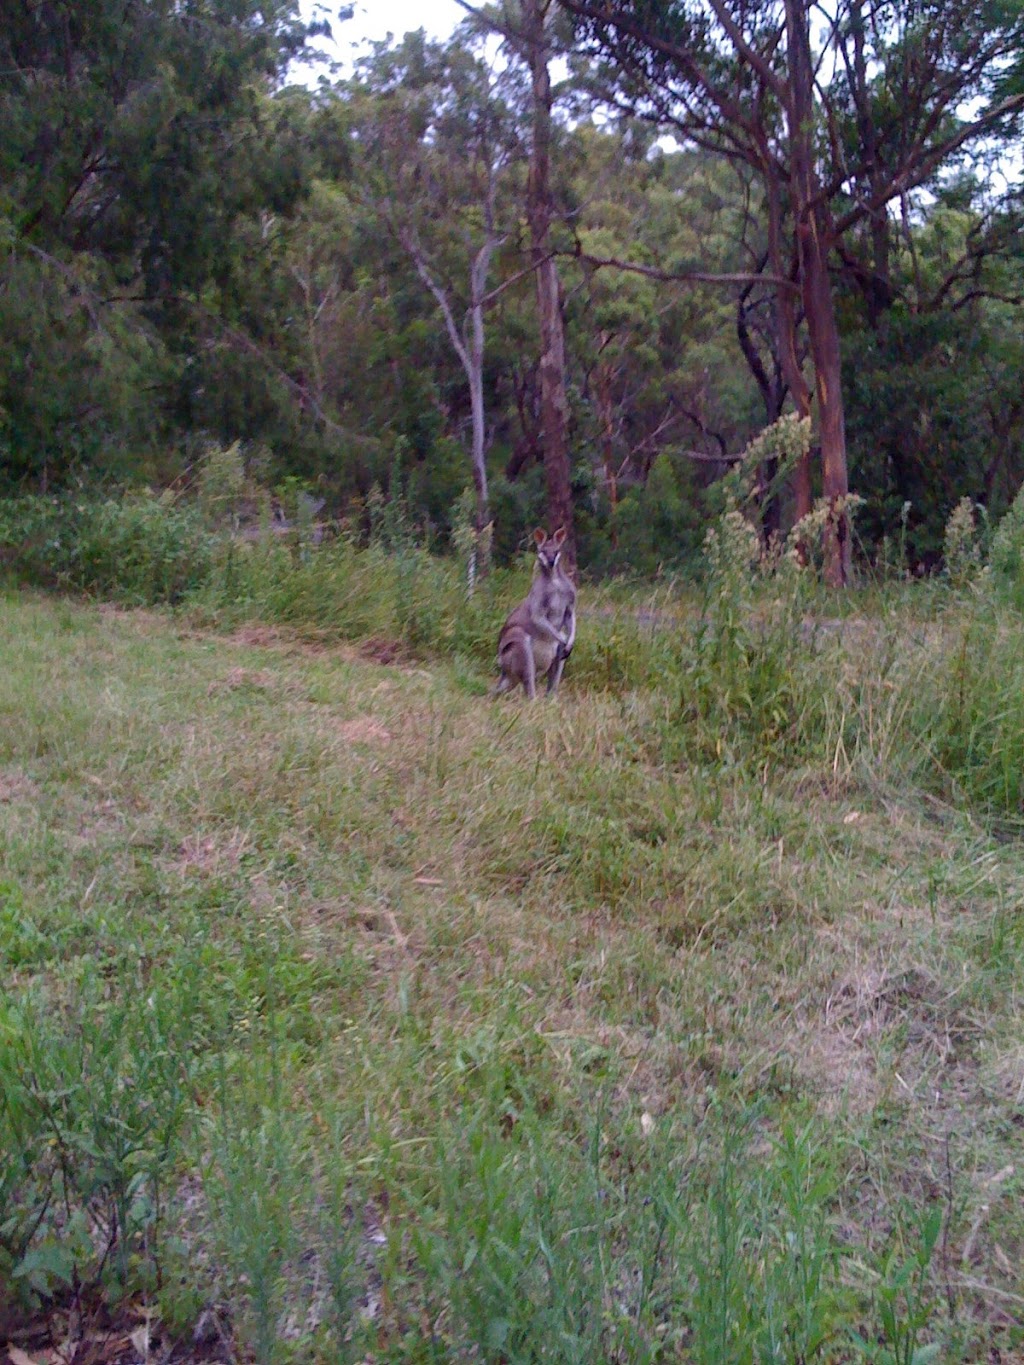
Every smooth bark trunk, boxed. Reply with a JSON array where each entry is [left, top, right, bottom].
[[786, 0, 851, 585], [736, 278, 785, 541], [525, 0, 576, 573], [405, 229, 495, 575], [764, 166, 814, 522]]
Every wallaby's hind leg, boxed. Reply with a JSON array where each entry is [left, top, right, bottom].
[[523, 643, 538, 700], [546, 653, 565, 695], [524, 647, 540, 698], [493, 672, 513, 697]]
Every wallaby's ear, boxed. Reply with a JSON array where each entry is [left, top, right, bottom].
[[552, 526, 566, 546], [533, 528, 547, 546]]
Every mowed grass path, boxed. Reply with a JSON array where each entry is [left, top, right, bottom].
[[1, 588, 1023, 1362]]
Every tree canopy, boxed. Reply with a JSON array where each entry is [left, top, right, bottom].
[[1, 0, 1022, 574]]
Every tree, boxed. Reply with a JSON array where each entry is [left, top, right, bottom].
[[348, 31, 525, 566], [561, 0, 1024, 584], [459, 0, 579, 572], [0, 0, 316, 483]]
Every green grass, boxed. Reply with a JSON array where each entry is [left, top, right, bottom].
[[2, 581, 1024, 1363]]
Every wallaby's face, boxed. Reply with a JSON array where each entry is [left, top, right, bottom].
[[534, 526, 567, 576]]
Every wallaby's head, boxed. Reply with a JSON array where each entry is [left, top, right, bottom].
[[533, 526, 566, 575]]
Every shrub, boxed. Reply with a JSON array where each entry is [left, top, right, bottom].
[[0, 965, 194, 1314], [943, 497, 982, 589], [0, 493, 215, 604], [987, 483, 1024, 609]]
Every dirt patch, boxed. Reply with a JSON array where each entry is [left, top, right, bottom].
[[982, 1043, 1024, 1107], [793, 960, 985, 1114], [793, 1017, 882, 1115], [73, 797, 126, 844], [96, 603, 165, 629], [226, 622, 287, 648], [358, 636, 408, 666], [219, 624, 331, 658]]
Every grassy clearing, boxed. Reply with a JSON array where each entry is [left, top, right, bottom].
[[1, 578, 1024, 1363]]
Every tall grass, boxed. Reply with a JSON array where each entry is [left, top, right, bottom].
[[3, 568, 1022, 1360], [2, 484, 1024, 824]]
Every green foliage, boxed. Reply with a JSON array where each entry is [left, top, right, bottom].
[[0, 962, 195, 1311], [943, 498, 983, 589], [916, 601, 1024, 819], [0, 254, 168, 485], [672, 505, 824, 768], [987, 482, 1024, 609], [0, 493, 215, 605], [843, 297, 1024, 567], [851, 1204, 944, 1365], [600, 453, 706, 577], [197, 441, 253, 529], [1, 0, 316, 486]]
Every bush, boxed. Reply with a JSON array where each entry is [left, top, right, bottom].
[[913, 602, 1024, 820], [943, 497, 982, 589], [0, 492, 215, 605], [667, 504, 830, 769], [0, 962, 194, 1315], [987, 484, 1024, 609]]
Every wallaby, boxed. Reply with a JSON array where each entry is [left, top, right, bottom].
[[494, 527, 576, 699]]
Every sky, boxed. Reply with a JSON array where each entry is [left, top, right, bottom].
[[301, 0, 465, 72]]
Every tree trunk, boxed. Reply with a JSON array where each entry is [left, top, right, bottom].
[[524, 0, 575, 573], [404, 227, 495, 578], [851, 0, 892, 329], [468, 279, 490, 547], [736, 278, 785, 542], [802, 241, 851, 585], [765, 167, 814, 522], [786, 0, 852, 586]]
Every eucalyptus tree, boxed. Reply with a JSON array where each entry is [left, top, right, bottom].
[[565, 130, 764, 529], [347, 30, 526, 564], [560, 0, 1024, 584], [454, 0, 580, 570]]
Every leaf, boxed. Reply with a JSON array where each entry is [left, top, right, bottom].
[[485, 1318, 510, 1349], [13, 1241, 75, 1290]]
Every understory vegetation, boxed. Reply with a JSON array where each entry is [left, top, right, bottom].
[[2, 484, 1023, 1361], [4, 0, 1024, 1357]]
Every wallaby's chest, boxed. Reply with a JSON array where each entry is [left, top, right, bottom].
[[536, 575, 574, 621]]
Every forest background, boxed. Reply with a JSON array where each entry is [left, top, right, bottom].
[[7, 5, 1024, 1359], [1, 0, 1023, 581]]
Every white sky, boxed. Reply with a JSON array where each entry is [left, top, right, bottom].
[[301, 1, 465, 71]]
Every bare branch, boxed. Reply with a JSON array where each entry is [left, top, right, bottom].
[[398, 226, 473, 374], [828, 91, 1024, 240], [567, 244, 801, 295], [707, 0, 785, 99]]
